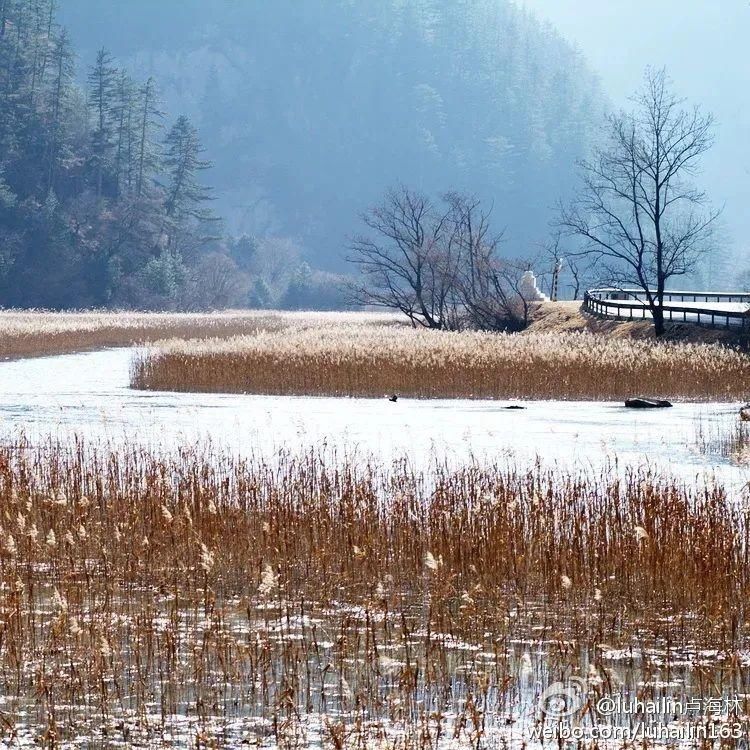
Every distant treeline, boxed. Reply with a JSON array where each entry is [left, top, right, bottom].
[[0, 0, 348, 310]]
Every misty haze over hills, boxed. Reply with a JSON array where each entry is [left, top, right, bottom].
[[520, 0, 749, 285], [3, 0, 742, 310], [58, 0, 604, 272]]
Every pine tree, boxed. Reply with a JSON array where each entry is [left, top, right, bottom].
[[44, 25, 73, 194], [112, 70, 136, 195], [135, 76, 163, 197], [0, 3, 224, 309], [27, 0, 55, 106], [162, 115, 213, 223], [87, 47, 117, 197]]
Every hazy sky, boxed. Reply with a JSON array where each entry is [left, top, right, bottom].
[[521, 0, 750, 264], [520, 0, 748, 103]]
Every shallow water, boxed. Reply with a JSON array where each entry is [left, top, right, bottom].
[[0, 348, 745, 486]]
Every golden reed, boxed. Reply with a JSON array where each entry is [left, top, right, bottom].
[[0, 438, 746, 745], [132, 323, 750, 400]]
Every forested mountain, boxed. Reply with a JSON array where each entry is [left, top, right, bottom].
[[0, 0, 229, 308], [0, 0, 604, 309], [58, 0, 605, 271]]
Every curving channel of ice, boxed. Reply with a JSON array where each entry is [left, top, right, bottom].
[[0, 347, 746, 487]]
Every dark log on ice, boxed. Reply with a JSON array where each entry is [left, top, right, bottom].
[[624, 398, 673, 409]]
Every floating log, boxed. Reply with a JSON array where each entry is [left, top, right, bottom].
[[625, 398, 673, 409]]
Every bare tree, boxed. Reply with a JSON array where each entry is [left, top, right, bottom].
[[349, 186, 533, 331], [181, 252, 248, 310], [445, 193, 530, 330], [465, 256, 534, 331], [541, 231, 597, 301], [347, 186, 457, 329], [559, 68, 720, 336]]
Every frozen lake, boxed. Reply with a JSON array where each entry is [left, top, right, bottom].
[[0, 347, 745, 485]]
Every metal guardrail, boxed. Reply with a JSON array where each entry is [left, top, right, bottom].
[[583, 288, 750, 330]]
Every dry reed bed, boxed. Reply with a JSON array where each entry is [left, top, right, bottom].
[[132, 324, 750, 400], [0, 439, 748, 746], [0, 310, 402, 361], [697, 418, 750, 464]]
